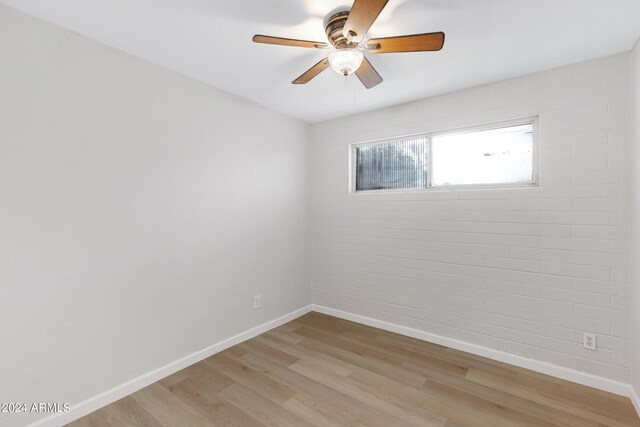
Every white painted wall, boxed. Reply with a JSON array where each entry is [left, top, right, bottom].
[[630, 37, 640, 408], [0, 4, 309, 426], [310, 54, 630, 383]]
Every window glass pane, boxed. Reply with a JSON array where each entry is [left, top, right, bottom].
[[431, 124, 534, 187], [355, 137, 428, 191]]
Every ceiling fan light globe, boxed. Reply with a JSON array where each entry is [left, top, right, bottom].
[[328, 48, 364, 76]]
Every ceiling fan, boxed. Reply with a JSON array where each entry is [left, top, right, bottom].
[[252, 0, 445, 89]]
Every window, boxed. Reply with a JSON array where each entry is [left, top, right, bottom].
[[431, 124, 534, 187], [352, 119, 536, 192], [355, 137, 428, 191]]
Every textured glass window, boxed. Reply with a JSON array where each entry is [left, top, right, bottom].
[[355, 137, 428, 191], [430, 124, 534, 187]]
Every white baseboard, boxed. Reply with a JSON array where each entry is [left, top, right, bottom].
[[631, 386, 640, 418], [30, 305, 313, 427], [312, 304, 635, 398]]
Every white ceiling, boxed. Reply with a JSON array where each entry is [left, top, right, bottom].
[[3, 0, 640, 123]]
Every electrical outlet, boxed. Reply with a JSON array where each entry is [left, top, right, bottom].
[[253, 295, 261, 310], [583, 332, 597, 351]]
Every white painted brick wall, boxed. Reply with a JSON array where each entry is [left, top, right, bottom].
[[309, 54, 630, 382]]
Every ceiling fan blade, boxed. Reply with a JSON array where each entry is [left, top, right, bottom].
[[355, 57, 383, 89], [253, 35, 329, 49], [343, 0, 389, 43], [292, 58, 330, 84], [366, 32, 445, 53]]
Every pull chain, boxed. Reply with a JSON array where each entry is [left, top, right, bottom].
[[353, 76, 356, 106], [343, 75, 357, 106]]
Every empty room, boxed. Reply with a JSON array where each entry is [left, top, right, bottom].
[[2, 0, 640, 426]]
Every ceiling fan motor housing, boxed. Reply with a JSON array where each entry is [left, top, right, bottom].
[[325, 10, 357, 49]]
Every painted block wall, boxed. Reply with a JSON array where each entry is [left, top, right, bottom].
[[0, 4, 309, 426], [310, 53, 630, 383]]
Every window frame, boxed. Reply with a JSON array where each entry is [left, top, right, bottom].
[[349, 117, 539, 194]]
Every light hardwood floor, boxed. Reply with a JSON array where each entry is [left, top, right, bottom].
[[69, 312, 640, 426]]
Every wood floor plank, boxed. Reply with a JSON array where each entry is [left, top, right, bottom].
[[339, 329, 470, 379], [256, 332, 355, 375], [465, 367, 640, 426], [346, 361, 511, 427], [217, 383, 314, 427], [289, 358, 446, 426], [282, 392, 353, 427], [421, 378, 558, 427], [66, 410, 111, 427], [236, 338, 300, 368], [98, 396, 164, 427], [234, 345, 388, 425], [293, 326, 434, 388], [131, 383, 212, 427], [336, 327, 594, 426], [292, 312, 381, 339], [375, 332, 525, 378], [166, 375, 266, 427], [403, 361, 600, 427], [203, 353, 296, 405], [69, 312, 640, 427], [266, 328, 305, 344]]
